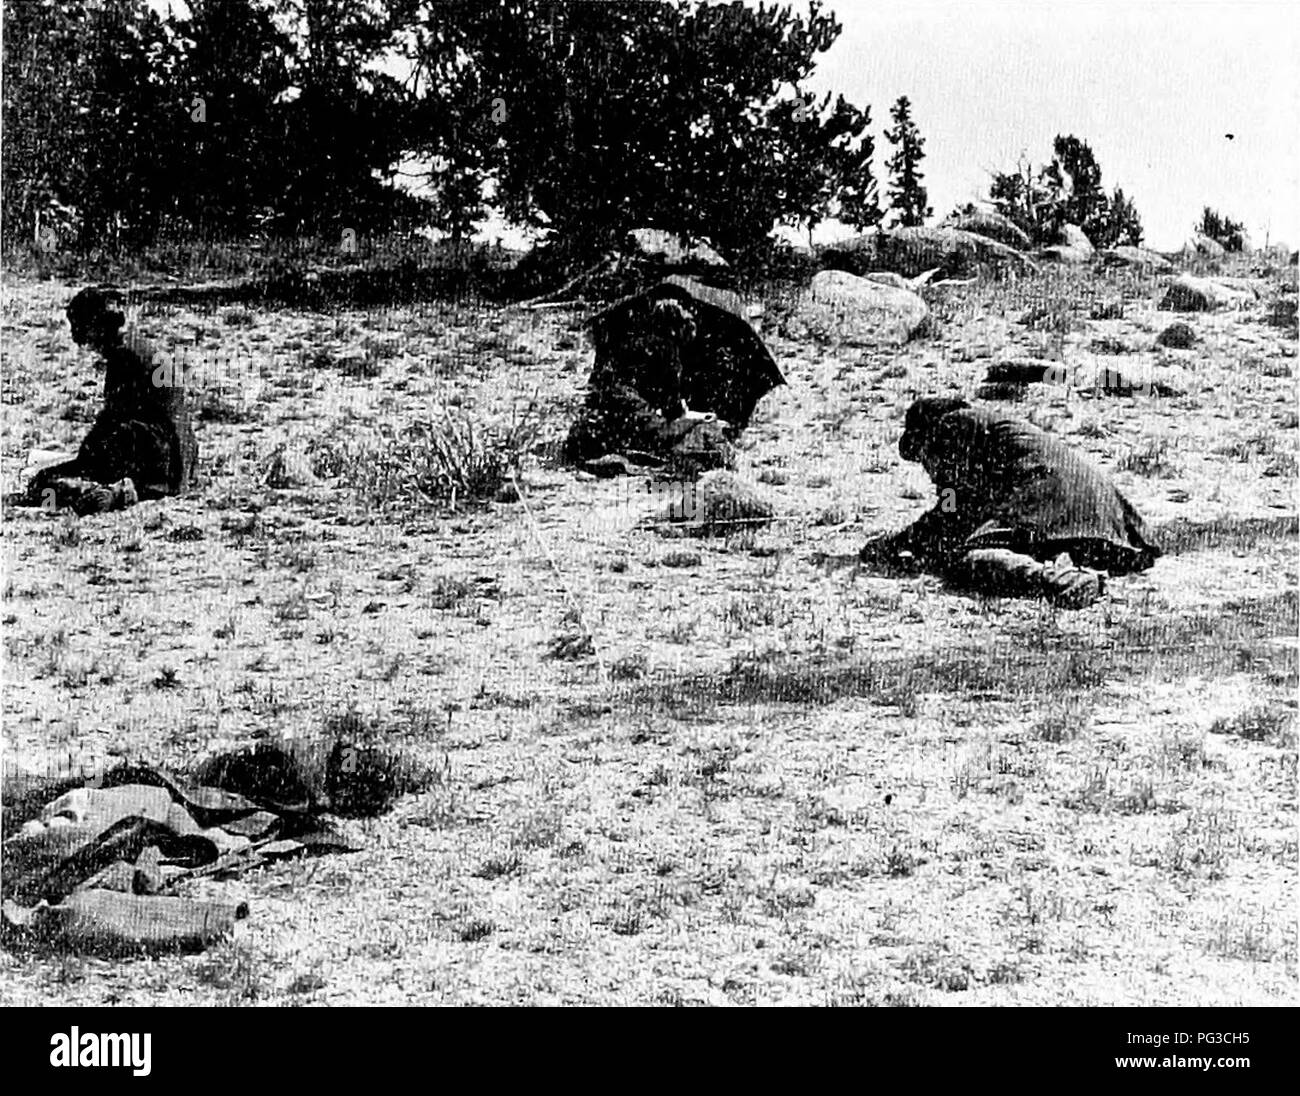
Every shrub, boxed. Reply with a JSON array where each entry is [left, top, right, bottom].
[[320, 405, 538, 510]]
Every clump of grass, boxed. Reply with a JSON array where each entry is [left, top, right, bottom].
[[426, 575, 473, 610], [511, 809, 563, 851], [51, 518, 82, 548], [320, 405, 538, 510], [1115, 438, 1177, 478], [1019, 303, 1076, 333], [546, 630, 594, 661], [1090, 335, 1132, 354], [459, 919, 495, 943], [609, 652, 648, 681], [193, 942, 264, 1004], [194, 389, 251, 423], [152, 666, 181, 690], [1030, 697, 1092, 743], [474, 852, 523, 880], [1264, 451, 1298, 479], [1214, 430, 1277, 462], [1164, 808, 1237, 880], [1063, 766, 1112, 812], [1209, 705, 1296, 746], [901, 947, 971, 992], [987, 959, 1025, 985], [885, 846, 919, 878], [1205, 910, 1287, 962]]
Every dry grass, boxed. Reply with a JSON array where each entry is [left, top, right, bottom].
[[0, 254, 1295, 1006]]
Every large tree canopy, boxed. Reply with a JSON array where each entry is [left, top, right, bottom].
[[413, 0, 879, 261], [4, 0, 881, 260]]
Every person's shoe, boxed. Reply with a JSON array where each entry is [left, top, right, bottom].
[[69, 477, 139, 516], [1039, 553, 1106, 608]]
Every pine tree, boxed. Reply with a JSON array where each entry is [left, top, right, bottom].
[[1098, 186, 1143, 247], [1198, 207, 1245, 251], [989, 135, 1144, 248], [884, 96, 931, 227]]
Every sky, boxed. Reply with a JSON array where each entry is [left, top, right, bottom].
[[804, 0, 1300, 250], [145, 0, 1298, 252]]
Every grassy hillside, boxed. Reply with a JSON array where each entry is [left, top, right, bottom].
[[1, 255, 1295, 1005]]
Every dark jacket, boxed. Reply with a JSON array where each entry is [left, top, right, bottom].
[[898, 401, 1161, 572]]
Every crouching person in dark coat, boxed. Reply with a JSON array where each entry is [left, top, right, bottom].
[[563, 280, 784, 478], [860, 397, 1161, 608], [18, 288, 199, 515]]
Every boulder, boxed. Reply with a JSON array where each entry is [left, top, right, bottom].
[[626, 228, 726, 268], [655, 470, 774, 536], [1057, 224, 1095, 253], [1182, 233, 1226, 259], [1100, 246, 1175, 273], [1156, 322, 1198, 348], [1038, 223, 1095, 264], [946, 211, 1032, 250], [860, 271, 914, 291], [820, 226, 1037, 280], [1212, 276, 1266, 300], [1160, 274, 1255, 312], [796, 269, 929, 346]]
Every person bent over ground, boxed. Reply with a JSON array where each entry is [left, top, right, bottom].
[[859, 397, 1161, 608], [563, 281, 785, 477], [17, 287, 199, 515]]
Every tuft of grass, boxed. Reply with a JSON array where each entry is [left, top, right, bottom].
[[609, 653, 648, 681], [1205, 910, 1289, 962], [1115, 438, 1177, 478], [546, 630, 594, 661], [193, 943, 265, 1004], [1030, 697, 1092, 743], [458, 919, 495, 943], [320, 405, 538, 511], [511, 808, 563, 850], [475, 852, 523, 880], [194, 389, 251, 423], [1209, 705, 1296, 747], [1163, 808, 1237, 881]]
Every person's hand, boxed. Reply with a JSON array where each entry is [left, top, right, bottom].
[[678, 407, 717, 424], [858, 532, 899, 564], [858, 533, 923, 575]]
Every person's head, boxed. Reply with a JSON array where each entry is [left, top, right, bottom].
[[66, 287, 126, 351], [642, 295, 696, 415], [647, 296, 697, 349], [899, 396, 970, 462]]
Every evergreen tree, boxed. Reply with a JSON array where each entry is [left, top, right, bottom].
[[884, 96, 931, 227], [989, 135, 1143, 248], [1096, 186, 1144, 247], [420, 0, 880, 262], [1045, 134, 1106, 238], [1198, 207, 1246, 251]]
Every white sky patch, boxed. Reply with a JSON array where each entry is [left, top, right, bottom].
[[805, 0, 1300, 250]]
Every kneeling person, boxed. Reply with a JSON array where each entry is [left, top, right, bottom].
[[860, 397, 1161, 607], [563, 281, 784, 477], [20, 288, 199, 514]]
